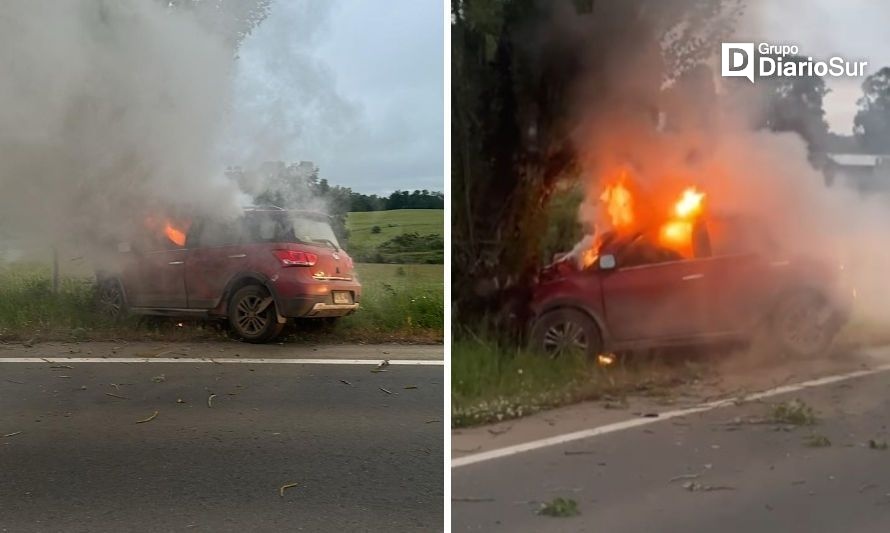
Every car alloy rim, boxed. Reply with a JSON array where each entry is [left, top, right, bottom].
[[543, 320, 587, 357], [98, 283, 122, 317], [235, 294, 268, 335]]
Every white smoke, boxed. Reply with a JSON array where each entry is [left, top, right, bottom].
[[0, 1, 244, 252]]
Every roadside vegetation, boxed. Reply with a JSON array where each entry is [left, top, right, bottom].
[[0, 262, 442, 343], [452, 335, 710, 427]]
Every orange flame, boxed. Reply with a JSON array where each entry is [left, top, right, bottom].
[[164, 222, 186, 247], [600, 179, 634, 230], [658, 186, 705, 251]]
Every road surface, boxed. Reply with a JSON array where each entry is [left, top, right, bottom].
[[0, 342, 444, 532], [453, 347, 890, 532]]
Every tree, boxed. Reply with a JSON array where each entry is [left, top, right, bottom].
[[751, 55, 831, 172], [854, 67, 890, 153]]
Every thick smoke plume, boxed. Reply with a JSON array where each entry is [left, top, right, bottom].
[[0, 1, 243, 253], [562, 1, 890, 326]]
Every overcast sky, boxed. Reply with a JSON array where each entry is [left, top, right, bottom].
[[229, 0, 444, 195], [739, 0, 890, 135]]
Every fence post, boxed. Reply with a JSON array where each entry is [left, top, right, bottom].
[[52, 246, 59, 294]]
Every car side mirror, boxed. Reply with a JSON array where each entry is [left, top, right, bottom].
[[598, 254, 617, 270]]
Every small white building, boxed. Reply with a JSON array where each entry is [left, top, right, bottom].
[[826, 153, 890, 193]]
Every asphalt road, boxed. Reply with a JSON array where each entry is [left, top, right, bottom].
[[0, 343, 444, 532], [453, 360, 890, 532]]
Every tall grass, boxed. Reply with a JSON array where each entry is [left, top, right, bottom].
[[0, 262, 443, 342], [0, 263, 106, 336]]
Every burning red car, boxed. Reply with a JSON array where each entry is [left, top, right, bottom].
[[529, 179, 850, 359], [96, 207, 361, 343]]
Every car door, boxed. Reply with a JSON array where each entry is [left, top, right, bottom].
[[697, 216, 782, 334], [185, 218, 248, 309], [600, 257, 711, 341]]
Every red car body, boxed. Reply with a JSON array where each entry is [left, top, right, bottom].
[[97, 207, 361, 342], [529, 215, 850, 357]]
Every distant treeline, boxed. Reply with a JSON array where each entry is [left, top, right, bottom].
[[349, 190, 444, 212]]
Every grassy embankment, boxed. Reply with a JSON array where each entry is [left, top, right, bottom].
[[345, 209, 443, 264]]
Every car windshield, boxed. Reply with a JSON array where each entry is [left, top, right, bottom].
[[244, 212, 340, 248]]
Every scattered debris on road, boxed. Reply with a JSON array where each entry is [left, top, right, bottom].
[[151, 374, 166, 383], [104, 392, 129, 400], [803, 434, 832, 447], [3, 431, 22, 438], [564, 450, 596, 456], [868, 439, 888, 450], [537, 497, 579, 517], [682, 481, 735, 492], [136, 411, 159, 424], [404, 385, 418, 389], [452, 497, 495, 503], [279, 482, 298, 497], [379, 387, 393, 395], [425, 419, 440, 424], [669, 473, 702, 483], [339, 380, 352, 386], [207, 393, 217, 408], [770, 399, 817, 426], [371, 360, 390, 373], [176, 398, 185, 404]]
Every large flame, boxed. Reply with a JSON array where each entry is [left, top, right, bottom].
[[580, 174, 706, 268]]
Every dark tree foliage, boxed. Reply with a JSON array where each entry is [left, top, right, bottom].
[[854, 67, 890, 153], [757, 55, 830, 168]]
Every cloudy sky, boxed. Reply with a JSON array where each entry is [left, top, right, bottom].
[[741, 0, 890, 134], [228, 0, 444, 195]]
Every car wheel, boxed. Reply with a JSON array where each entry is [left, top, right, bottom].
[[96, 278, 126, 321], [530, 308, 602, 359], [770, 290, 836, 358], [228, 285, 285, 343]]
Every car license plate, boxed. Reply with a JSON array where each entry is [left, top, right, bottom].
[[333, 291, 352, 304]]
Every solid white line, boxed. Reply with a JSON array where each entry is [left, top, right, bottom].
[[452, 362, 890, 469], [0, 357, 443, 366]]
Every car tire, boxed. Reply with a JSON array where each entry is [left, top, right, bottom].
[[769, 290, 837, 359], [96, 277, 127, 321], [228, 285, 285, 343], [530, 308, 603, 359]]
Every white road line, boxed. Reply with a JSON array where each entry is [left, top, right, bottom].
[[452, 362, 890, 469], [0, 357, 443, 365]]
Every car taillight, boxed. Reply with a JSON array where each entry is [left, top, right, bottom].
[[273, 250, 317, 267]]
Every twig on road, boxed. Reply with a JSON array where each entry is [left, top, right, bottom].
[[136, 411, 159, 424], [3, 431, 22, 438], [279, 482, 298, 497]]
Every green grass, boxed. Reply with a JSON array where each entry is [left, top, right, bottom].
[[452, 336, 707, 427], [346, 209, 443, 263], [0, 262, 442, 343], [332, 263, 443, 340]]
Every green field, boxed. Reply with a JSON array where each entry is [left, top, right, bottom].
[[346, 209, 444, 263]]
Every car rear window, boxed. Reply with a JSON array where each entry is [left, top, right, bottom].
[[187, 212, 340, 249], [243, 212, 340, 248]]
